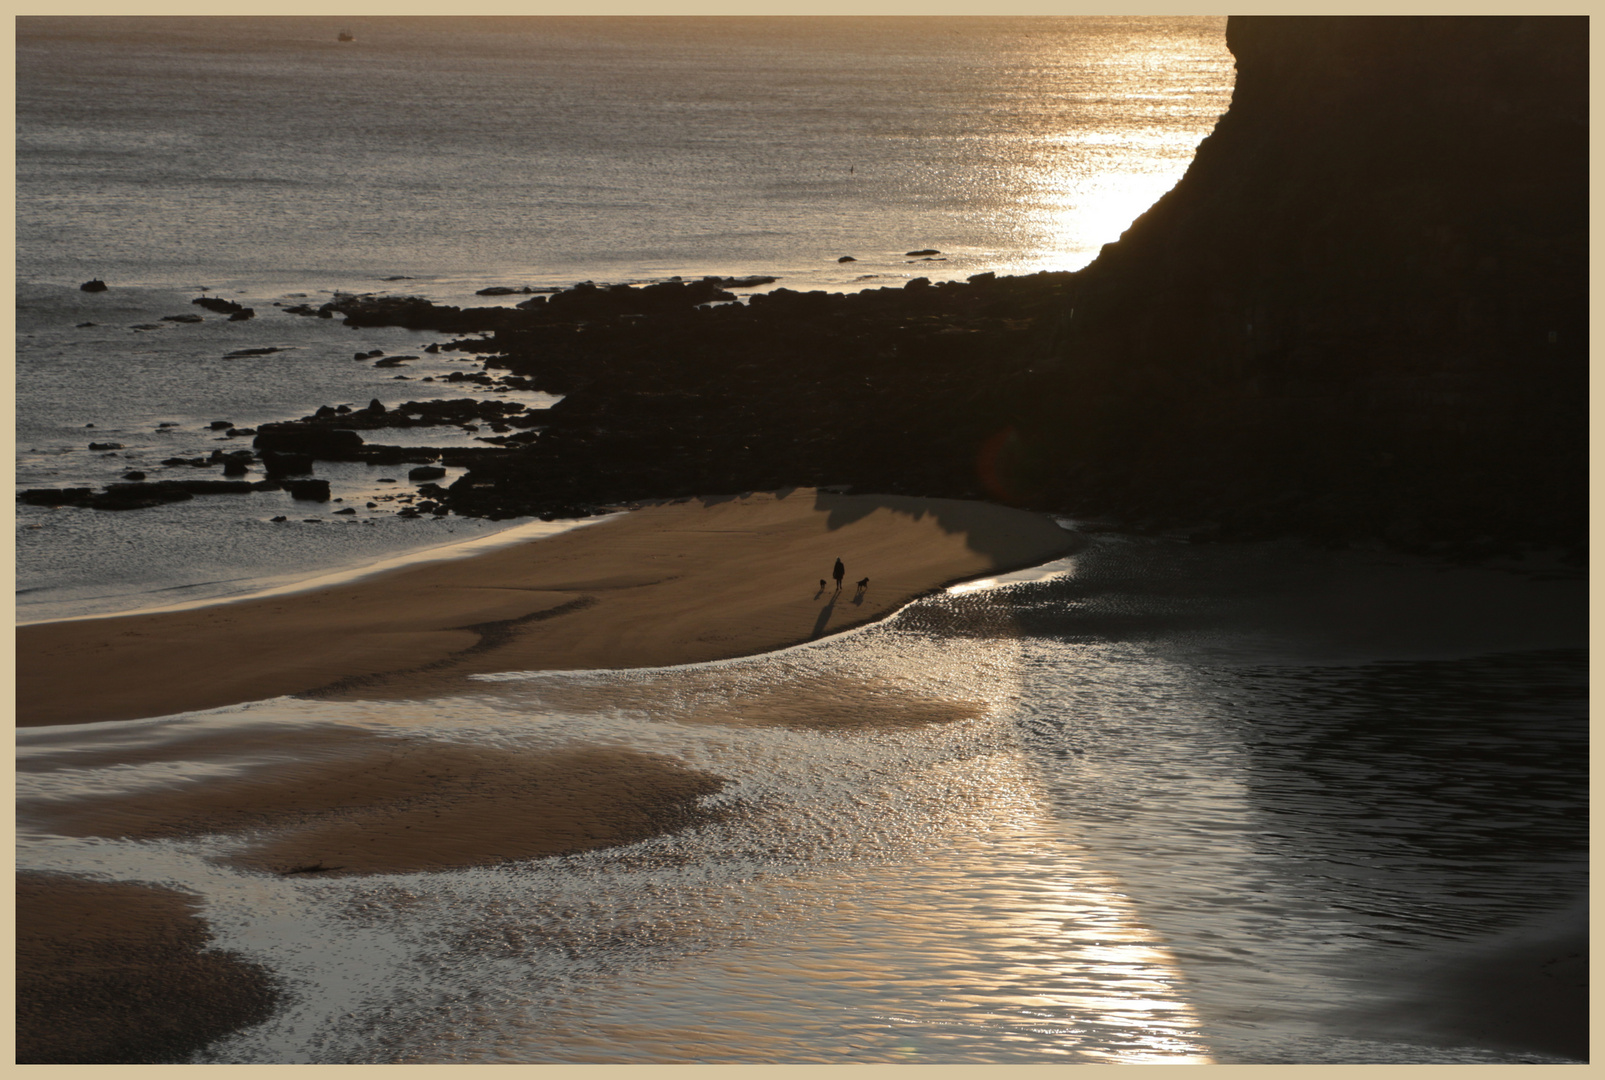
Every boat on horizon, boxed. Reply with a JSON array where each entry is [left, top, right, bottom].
[[337, 31, 354, 42]]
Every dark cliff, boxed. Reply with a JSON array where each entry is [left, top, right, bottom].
[[1013, 15, 1588, 551]]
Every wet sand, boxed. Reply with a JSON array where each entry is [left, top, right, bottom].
[[27, 737, 727, 877], [16, 874, 281, 1063], [16, 489, 1075, 1061], [17, 488, 1078, 727]]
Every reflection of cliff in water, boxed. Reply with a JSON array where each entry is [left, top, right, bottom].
[[1008, 533, 1587, 1063]]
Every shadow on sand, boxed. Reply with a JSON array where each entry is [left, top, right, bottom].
[[810, 587, 840, 639]]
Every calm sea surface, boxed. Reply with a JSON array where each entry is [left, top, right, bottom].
[[14, 17, 1588, 1065], [18, 15, 1233, 620]]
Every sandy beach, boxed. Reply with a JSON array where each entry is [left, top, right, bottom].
[[15, 488, 1584, 1064], [17, 488, 1080, 1060], [18, 488, 1077, 728]]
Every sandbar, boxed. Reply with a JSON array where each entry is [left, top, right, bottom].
[[15, 873, 280, 1063], [18, 488, 1078, 727]]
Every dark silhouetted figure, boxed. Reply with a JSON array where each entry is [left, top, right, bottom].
[[819, 579, 826, 591], [856, 577, 869, 593], [832, 558, 845, 590]]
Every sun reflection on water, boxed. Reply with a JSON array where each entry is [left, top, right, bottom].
[[16, 582, 1212, 1063]]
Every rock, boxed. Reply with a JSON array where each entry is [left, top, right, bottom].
[[160, 480, 262, 495], [475, 286, 534, 296], [223, 347, 288, 358], [88, 484, 195, 511], [161, 314, 204, 323], [270, 515, 288, 522], [373, 356, 417, 367], [408, 465, 447, 481], [905, 249, 941, 257], [79, 279, 108, 292], [284, 479, 331, 501], [18, 488, 92, 507], [130, 324, 163, 331], [222, 459, 249, 477], [227, 309, 255, 321], [333, 507, 357, 515], [837, 256, 856, 263], [121, 471, 146, 481], [87, 442, 123, 451], [252, 424, 364, 459], [192, 296, 247, 315], [157, 422, 179, 428], [209, 420, 234, 430], [260, 451, 314, 478]]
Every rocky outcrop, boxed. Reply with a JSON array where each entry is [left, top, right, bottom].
[[283, 479, 331, 502], [437, 271, 1072, 519], [1013, 16, 1587, 551], [252, 424, 364, 459], [192, 296, 254, 320], [266, 18, 1583, 555]]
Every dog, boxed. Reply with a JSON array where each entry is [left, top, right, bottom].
[[855, 577, 869, 591]]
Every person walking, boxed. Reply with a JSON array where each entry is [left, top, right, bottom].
[[832, 558, 845, 591]]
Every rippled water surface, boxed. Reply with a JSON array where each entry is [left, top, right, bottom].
[[17, 534, 1586, 1063], [17, 16, 1234, 622]]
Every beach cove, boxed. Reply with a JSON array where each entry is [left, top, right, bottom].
[[18, 490, 1087, 1060], [16, 15, 1586, 1066]]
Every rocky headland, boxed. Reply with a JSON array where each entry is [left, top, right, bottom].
[[284, 17, 1584, 558], [28, 17, 1585, 560]]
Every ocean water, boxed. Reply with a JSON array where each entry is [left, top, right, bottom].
[[15, 16, 1589, 1066], [17, 14, 1234, 621]]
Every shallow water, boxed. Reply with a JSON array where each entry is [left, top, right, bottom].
[[16, 533, 1586, 1064]]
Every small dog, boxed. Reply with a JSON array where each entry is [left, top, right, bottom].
[[819, 579, 827, 591], [855, 577, 869, 591]]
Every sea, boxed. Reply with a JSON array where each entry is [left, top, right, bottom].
[[14, 16, 1589, 1065]]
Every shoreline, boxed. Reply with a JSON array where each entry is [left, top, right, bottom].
[[17, 512, 617, 629], [17, 488, 1079, 728]]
